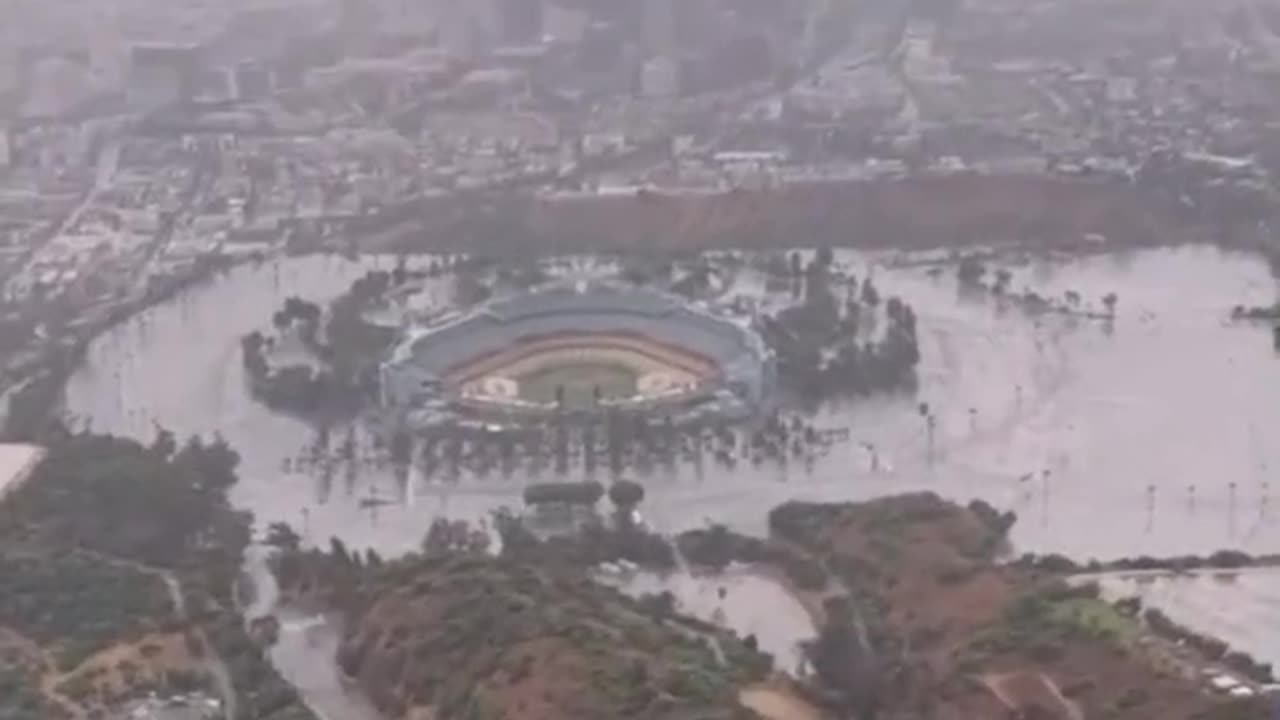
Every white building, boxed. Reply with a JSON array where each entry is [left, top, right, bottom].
[[0, 444, 45, 503], [643, 0, 677, 54], [543, 3, 588, 44], [1106, 76, 1138, 103]]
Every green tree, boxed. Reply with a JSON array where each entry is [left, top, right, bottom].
[[151, 427, 177, 459], [1102, 292, 1118, 317], [265, 523, 302, 553]]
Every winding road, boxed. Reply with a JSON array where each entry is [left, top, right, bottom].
[[4, 141, 119, 300]]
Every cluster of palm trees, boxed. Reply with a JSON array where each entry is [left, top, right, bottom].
[[395, 410, 843, 482], [284, 405, 852, 507], [958, 256, 1123, 321], [766, 250, 925, 400]]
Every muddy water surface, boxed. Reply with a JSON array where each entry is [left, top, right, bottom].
[[63, 246, 1280, 679]]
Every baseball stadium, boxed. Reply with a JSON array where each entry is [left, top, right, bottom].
[[380, 280, 774, 423]]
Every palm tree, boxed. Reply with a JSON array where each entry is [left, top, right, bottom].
[[815, 245, 834, 270], [609, 480, 646, 528], [860, 277, 880, 307], [265, 522, 301, 552], [151, 426, 177, 459], [1102, 292, 1118, 317], [992, 269, 1012, 296], [925, 414, 937, 461]]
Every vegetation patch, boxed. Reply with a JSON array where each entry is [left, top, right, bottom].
[[0, 432, 317, 720], [266, 510, 775, 720], [0, 552, 173, 671]]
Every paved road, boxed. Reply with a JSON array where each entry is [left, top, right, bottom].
[[4, 140, 119, 299]]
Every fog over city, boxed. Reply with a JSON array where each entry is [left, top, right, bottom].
[[1, 1, 1279, 719]]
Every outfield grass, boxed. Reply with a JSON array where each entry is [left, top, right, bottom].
[[517, 362, 639, 408]]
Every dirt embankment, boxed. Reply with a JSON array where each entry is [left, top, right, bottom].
[[369, 174, 1196, 256], [767, 493, 1275, 720]]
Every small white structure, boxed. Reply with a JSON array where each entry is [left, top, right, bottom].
[[0, 443, 45, 502], [1228, 686, 1256, 698], [1207, 673, 1241, 693]]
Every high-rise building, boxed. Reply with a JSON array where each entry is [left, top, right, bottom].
[[0, 48, 18, 99], [643, 0, 677, 55], [579, 22, 624, 70], [495, 0, 543, 45], [127, 44, 201, 111], [234, 62, 273, 102], [543, 2, 588, 45], [20, 50, 95, 118], [640, 55, 680, 98]]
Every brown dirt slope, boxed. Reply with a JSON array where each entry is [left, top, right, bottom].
[[376, 175, 1193, 256], [337, 554, 770, 720], [769, 492, 1274, 720]]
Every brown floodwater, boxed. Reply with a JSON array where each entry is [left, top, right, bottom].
[[63, 245, 1280, 683], [596, 564, 816, 674]]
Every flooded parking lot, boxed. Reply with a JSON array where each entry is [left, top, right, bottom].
[[63, 245, 1280, 673]]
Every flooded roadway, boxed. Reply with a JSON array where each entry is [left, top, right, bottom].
[[63, 245, 1280, 680], [242, 545, 384, 720], [597, 564, 816, 675]]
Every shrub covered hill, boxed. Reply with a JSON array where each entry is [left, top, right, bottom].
[[0, 431, 316, 720], [329, 548, 772, 720], [281, 488, 1280, 720]]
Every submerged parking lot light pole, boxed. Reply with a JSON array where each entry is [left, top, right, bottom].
[[925, 414, 937, 465]]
